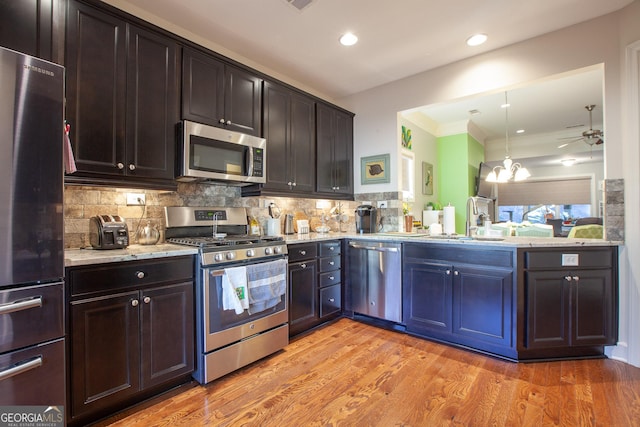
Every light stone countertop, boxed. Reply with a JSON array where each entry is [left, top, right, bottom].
[[64, 243, 198, 267], [65, 233, 620, 267]]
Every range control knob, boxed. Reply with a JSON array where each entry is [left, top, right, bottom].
[[274, 246, 283, 254], [214, 253, 224, 262], [246, 249, 255, 257], [264, 247, 273, 255], [226, 252, 236, 261]]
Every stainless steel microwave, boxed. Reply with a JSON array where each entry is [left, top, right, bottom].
[[177, 120, 266, 184]]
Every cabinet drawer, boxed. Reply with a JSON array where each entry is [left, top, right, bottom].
[[525, 249, 614, 270], [68, 256, 194, 298], [319, 255, 341, 272], [0, 283, 64, 354], [319, 240, 341, 257], [319, 270, 340, 287], [287, 243, 317, 262], [319, 284, 341, 318]]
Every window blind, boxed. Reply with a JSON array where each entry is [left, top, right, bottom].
[[497, 177, 591, 206]]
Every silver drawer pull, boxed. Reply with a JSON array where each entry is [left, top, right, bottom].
[[329, 276, 335, 280], [329, 246, 335, 251], [329, 261, 335, 266], [328, 298, 335, 303], [565, 276, 573, 281], [300, 263, 307, 269], [143, 296, 151, 304], [131, 299, 139, 307], [299, 250, 306, 255], [0, 356, 43, 381], [0, 297, 43, 315], [136, 271, 145, 279]]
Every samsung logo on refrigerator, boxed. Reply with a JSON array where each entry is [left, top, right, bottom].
[[23, 64, 55, 77]]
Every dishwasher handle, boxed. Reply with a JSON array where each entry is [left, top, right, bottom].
[[349, 242, 399, 253]]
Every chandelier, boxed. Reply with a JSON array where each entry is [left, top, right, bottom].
[[486, 92, 531, 183]]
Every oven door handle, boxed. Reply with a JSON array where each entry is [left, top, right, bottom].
[[0, 296, 43, 315], [0, 356, 43, 382]]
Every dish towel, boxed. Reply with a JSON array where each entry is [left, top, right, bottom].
[[221, 266, 249, 314], [246, 259, 287, 314], [64, 122, 77, 174]]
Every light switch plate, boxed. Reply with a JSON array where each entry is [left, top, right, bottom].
[[562, 253, 579, 266]]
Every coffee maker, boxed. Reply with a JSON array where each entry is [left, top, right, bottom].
[[355, 205, 377, 233]]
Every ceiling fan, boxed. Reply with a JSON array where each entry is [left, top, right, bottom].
[[557, 104, 604, 148]]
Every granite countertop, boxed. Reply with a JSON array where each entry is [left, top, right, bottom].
[[65, 233, 619, 267], [64, 243, 198, 267]]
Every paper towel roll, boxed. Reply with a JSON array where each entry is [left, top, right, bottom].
[[423, 210, 440, 227], [443, 205, 456, 235]]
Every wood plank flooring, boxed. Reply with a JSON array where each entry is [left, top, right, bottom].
[[95, 318, 640, 426]]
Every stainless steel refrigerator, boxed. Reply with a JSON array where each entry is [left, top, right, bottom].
[[0, 46, 65, 407]]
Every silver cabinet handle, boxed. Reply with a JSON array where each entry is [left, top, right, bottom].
[[219, 118, 225, 124], [299, 250, 306, 255], [329, 246, 335, 251], [226, 120, 231, 125], [0, 356, 42, 381], [143, 296, 151, 304], [136, 271, 145, 279], [129, 164, 136, 171], [328, 298, 335, 303], [446, 270, 451, 275], [0, 296, 42, 315], [329, 276, 335, 280], [117, 162, 124, 169], [131, 299, 139, 307], [454, 271, 459, 276], [565, 276, 573, 281], [329, 261, 335, 266], [300, 263, 307, 269], [573, 276, 580, 282]]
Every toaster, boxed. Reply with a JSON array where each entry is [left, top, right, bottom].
[[89, 215, 129, 249]]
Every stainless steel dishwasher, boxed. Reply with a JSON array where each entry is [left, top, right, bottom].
[[347, 240, 402, 323]]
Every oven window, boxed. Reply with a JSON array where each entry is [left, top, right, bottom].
[[207, 262, 287, 333], [190, 135, 247, 176]]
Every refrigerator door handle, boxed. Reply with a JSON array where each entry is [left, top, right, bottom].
[[0, 356, 43, 382], [0, 296, 43, 315]]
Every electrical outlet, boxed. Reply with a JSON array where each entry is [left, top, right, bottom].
[[263, 199, 274, 208], [126, 193, 146, 206], [562, 253, 579, 266], [377, 201, 387, 208]]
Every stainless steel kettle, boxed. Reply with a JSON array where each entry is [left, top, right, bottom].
[[284, 214, 295, 235]]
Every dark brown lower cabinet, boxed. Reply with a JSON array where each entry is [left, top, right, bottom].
[[66, 256, 194, 426], [520, 247, 618, 359], [403, 243, 516, 359]]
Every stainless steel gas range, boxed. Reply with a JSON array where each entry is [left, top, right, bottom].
[[164, 206, 288, 384]]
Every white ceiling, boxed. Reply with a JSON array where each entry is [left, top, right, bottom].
[[114, 0, 633, 100]]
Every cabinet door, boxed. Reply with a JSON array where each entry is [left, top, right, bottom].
[[224, 65, 262, 136], [524, 271, 571, 349], [65, 0, 127, 176], [0, 0, 56, 61], [70, 291, 140, 418], [140, 282, 194, 388], [572, 269, 616, 346], [402, 261, 453, 336], [263, 81, 291, 191], [453, 266, 513, 347], [316, 103, 353, 196], [288, 259, 318, 335], [182, 47, 225, 128], [125, 24, 179, 179], [289, 91, 316, 193]]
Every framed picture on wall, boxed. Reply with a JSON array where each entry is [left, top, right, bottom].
[[361, 154, 390, 184], [422, 161, 433, 195]]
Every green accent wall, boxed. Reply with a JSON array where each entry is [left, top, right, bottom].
[[437, 133, 484, 234]]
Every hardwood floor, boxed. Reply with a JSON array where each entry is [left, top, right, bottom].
[[95, 318, 640, 426]]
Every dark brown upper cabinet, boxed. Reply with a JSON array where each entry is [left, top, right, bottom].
[[65, 0, 179, 189], [316, 102, 354, 198], [0, 0, 60, 62], [182, 47, 262, 136]]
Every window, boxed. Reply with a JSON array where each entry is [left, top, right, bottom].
[[498, 204, 591, 223]]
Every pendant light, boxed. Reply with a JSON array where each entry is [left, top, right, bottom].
[[486, 92, 531, 183]]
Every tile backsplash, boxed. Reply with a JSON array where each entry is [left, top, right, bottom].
[[63, 184, 386, 249]]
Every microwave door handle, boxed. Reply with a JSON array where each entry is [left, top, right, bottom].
[[246, 147, 253, 177]]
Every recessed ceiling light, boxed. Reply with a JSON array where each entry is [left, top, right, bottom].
[[500, 103, 510, 109], [339, 32, 358, 46], [466, 33, 487, 47], [469, 109, 481, 115], [516, 129, 525, 134], [561, 158, 576, 166]]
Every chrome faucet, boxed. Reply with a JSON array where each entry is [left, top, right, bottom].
[[466, 197, 478, 237]]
